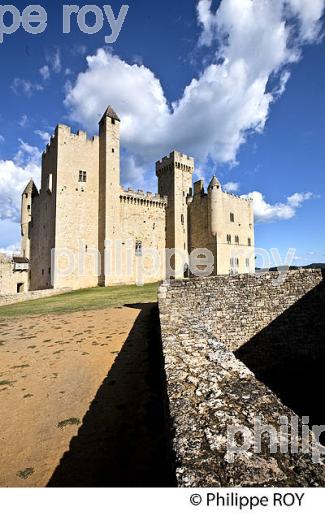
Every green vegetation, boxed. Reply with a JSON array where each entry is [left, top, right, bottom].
[[57, 417, 81, 429], [16, 468, 34, 479], [0, 283, 158, 319]]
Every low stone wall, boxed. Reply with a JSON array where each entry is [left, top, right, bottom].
[[158, 269, 325, 487], [0, 287, 72, 307], [161, 269, 324, 350]]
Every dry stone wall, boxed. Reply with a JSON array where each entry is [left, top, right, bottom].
[[158, 269, 325, 487]]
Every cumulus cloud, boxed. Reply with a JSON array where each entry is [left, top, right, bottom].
[[0, 141, 41, 222], [0, 135, 4, 143], [223, 181, 240, 192], [64, 0, 324, 173], [245, 190, 315, 223]]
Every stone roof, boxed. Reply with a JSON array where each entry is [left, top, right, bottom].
[[23, 179, 38, 195], [208, 176, 221, 189], [13, 256, 29, 263], [100, 105, 121, 123]]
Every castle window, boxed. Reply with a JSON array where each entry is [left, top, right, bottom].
[[181, 214, 184, 225], [135, 240, 143, 257], [85, 245, 88, 252], [248, 238, 252, 246], [27, 205, 31, 210], [236, 258, 239, 267], [235, 235, 239, 244], [111, 118, 115, 125], [79, 170, 87, 182], [227, 234, 231, 244], [42, 269, 44, 276], [230, 212, 235, 223], [112, 148, 115, 153], [246, 258, 250, 268]]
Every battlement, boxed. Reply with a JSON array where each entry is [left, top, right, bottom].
[[156, 150, 194, 176], [43, 125, 99, 155], [120, 187, 167, 207]]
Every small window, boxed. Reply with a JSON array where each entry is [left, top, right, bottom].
[[236, 258, 239, 267], [85, 245, 88, 252], [135, 240, 142, 257], [27, 204, 31, 210], [42, 269, 44, 275], [181, 214, 184, 225], [246, 258, 250, 268], [248, 238, 252, 246], [79, 170, 87, 182], [48, 267, 51, 275], [230, 212, 235, 223], [112, 148, 115, 153], [111, 118, 115, 125], [235, 235, 239, 244], [227, 234, 231, 244]]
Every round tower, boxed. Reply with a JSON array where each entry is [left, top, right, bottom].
[[208, 176, 222, 237]]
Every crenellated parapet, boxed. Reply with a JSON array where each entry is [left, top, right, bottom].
[[119, 187, 167, 208]]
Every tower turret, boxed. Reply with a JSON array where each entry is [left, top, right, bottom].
[[98, 105, 121, 285], [208, 175, 222, 237], [21, 179, 38, 259]]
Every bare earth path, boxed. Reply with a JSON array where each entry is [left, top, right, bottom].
[[0, 304, 173, 487]]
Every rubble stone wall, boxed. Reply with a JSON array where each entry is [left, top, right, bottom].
[[158, 269, 325, 487]]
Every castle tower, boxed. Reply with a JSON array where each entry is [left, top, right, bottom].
[[21, 179, 37, 259], [98, 106, 121, 285], [208, 175, 222, 237], [156, 151, 194, 278]]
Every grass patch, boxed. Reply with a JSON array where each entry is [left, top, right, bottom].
[[57, 417, 81, 429], [17, 467, 34, 479], [0, 380, 15, 387], [0, 283, 158, 319]]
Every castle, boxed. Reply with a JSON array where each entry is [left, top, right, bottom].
[[0, 106, 255, 294]]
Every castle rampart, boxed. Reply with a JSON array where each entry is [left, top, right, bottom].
[[158, 269, 325, 486]]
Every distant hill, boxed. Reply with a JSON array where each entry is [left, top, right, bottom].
[[256, 264, 325, 272]]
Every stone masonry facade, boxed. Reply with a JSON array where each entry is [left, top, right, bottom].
[[1, 105, 255, 295]]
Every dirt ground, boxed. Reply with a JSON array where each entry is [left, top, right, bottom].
[[0, 306, 142, 487]]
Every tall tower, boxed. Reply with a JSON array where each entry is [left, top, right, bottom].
[[21, 179, 37, 259], [156, 151, 194, 278], [98, 106, 121, 285]]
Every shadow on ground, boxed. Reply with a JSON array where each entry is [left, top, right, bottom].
[[236, 271, 325, 440], [48, 303, 176, 487]]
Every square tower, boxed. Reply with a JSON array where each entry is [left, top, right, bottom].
[[156, 151, 194, 278]]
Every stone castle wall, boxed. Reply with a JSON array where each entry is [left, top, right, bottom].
[[0, 261, 29, 295], [158, 269, 325, 486]]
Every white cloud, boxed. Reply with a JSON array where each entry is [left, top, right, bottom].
[[0, 141, 41, 222], [0, 135, 4, 143], [11, 78, 43, 97], [244, 191, 315, 223], [223, 181, 240, 192], [40, 65, 50, 80], [19, 115, 28, 127], [46, 47, 62, 74], [0, 242, 20, 255], [64, 0, 325, 174], [34, 130, 51, 143]]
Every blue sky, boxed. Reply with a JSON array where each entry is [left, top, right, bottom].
[[0, 0, 324, 267]]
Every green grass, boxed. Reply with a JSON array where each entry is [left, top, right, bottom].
[[0, 283, 158, 319]]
